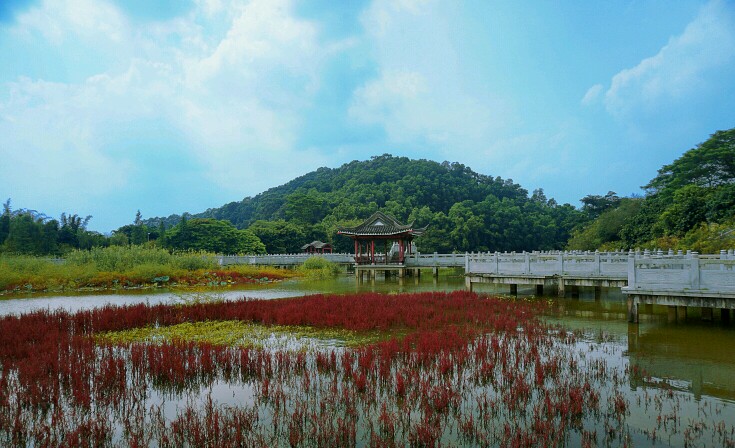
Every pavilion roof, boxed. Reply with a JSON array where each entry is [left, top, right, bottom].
[[337, 211, 427, 237], [301, 240, 332, 250]]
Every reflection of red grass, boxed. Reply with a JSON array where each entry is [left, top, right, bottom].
[[0, 292, 731, 447]]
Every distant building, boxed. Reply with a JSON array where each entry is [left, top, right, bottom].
[[301, 240, 333, 254], [337, 211, 426, 265]]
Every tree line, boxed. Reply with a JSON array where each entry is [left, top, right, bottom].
[[567, 128, 735, 252], [0, 205, 265, 256], [3, 128, 734, 256]]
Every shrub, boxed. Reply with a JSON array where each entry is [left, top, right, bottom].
[[297, 256, 341, 279]]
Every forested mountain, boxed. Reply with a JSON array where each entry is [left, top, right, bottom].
[[567, 128, 735, 252], [146, 155, 588, 253]]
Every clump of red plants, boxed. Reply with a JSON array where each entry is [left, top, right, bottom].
[[1, 291, 733, 447]]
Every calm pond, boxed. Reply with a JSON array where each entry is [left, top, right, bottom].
[[2, 272, 735, 446]]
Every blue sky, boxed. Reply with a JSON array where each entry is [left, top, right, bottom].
[[1, 0, 734, 232]]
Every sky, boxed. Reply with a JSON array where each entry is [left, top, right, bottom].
[[1, 0, 734, 232]]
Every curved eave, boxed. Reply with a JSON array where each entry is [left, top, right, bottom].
[[338, 229, 423, 238]]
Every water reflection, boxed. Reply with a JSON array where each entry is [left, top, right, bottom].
[[627, 323, 735, 401]]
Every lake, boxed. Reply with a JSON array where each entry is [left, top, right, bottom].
[[2, 272, 734, 446]]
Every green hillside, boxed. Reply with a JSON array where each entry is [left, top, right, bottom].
[[147, 154, 587, 253]]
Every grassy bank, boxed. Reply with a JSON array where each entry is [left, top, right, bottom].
[[0, 246, 297, 294], [295, 256, 342, 279]]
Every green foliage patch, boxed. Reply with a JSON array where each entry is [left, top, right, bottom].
[[96, 320, 383, 349], [569, 128, 735, 251], [296, 256, 342, 279]]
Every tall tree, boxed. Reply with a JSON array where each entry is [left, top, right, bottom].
[[131, 210, 148, 245], [645, 128, 735, 194], [0, 199, 11, 246]]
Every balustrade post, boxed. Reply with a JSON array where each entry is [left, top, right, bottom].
[[524, 251, 530, 274], [464, 252, 469, 273], [721, 250, 728, 271], [690, 252, 700, 290], [558, 252, 564, 275], [627, 251, 636, 290], [594, 250, 601, 276]]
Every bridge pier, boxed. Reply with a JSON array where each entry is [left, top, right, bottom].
[[678, 306, 687, 322], [557, 279, 565, 297], [627, 297, 639, 323], [571, 285, 580, 299], [701, 307, 713, 321], [668, 306, 677, 323]]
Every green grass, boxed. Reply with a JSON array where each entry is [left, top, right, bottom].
[[96, 320, 384, 349], [296, 256, 342, 279], [0, 246, 298, 293]]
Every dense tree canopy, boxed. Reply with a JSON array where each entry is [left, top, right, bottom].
[[569, 127, 735, 251], [146, 155, 585, 253], [645, 129, 735, 194], [165, 218, 265, 254], [0, 203, 105, 255]]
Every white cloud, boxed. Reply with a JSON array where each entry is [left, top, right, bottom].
[[15, 0, 128, 44], [1, 0, 348, 213], [0, 77, 131, 203], [602, 0, 735, 116], [350, 0, 511, 153], [350, 70, 500, 146], [581, 84, 603, 106]]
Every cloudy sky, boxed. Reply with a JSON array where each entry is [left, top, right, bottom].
[[1, 0, 734, 232]]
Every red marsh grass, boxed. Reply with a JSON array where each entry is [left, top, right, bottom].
[[0, 291, 733, 447]]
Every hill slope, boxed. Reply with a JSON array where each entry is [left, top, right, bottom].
[[147, 154, 587, 253]]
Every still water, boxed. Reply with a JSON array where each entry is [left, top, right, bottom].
[[2, 273, 733, 404], [2, 272, 735, 446]]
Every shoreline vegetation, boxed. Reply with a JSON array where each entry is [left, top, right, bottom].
[[0, 246, 305, 295]]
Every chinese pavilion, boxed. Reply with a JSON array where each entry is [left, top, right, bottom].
[[337, 211, 426, 265], [301, 240, 333, 254]]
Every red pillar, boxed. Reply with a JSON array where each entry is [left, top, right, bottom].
[[371, 240, 375, 264]]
